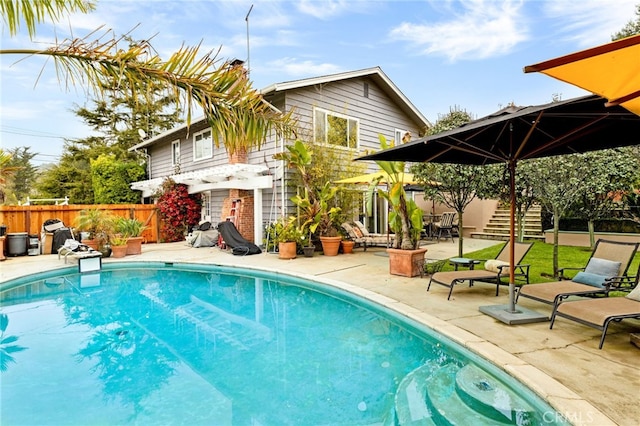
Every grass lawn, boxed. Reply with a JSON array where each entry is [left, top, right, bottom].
[[455, 240, 640, 284]]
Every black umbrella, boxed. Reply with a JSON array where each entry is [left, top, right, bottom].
[[357, 94, 640, 324]]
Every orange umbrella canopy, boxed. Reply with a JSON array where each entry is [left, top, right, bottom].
[[524, 34, 640, 116]]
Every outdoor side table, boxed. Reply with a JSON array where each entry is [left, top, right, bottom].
[[449, 257, 481, 271]]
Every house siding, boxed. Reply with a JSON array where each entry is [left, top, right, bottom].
[[133, 69, 428, 243]]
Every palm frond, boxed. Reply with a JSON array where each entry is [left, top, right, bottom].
[[2, 30, 296, 153], [0, 0, 95, 38]]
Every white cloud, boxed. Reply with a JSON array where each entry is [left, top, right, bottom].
[[265, 57, 344, 77], [542, 0, 638, 47], [296, 0, 366, 19], [388, 0, 528, 62]]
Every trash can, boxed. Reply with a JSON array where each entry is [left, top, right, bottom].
[[7, 232, 28, 256], [28, 234, 40, 256]]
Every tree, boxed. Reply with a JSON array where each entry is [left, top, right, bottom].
[[526, 154, 589, 277], [411, 107, 497, 257], [1, 0, 294, 168], [91, 154, 146, 204], [0, 149, 21, 204], [36, 76, 183, 203], [35, 136, 107, 203], [4, 147, 37, 204], [567, 148, 639, 248], [612, 4, 640, 39]]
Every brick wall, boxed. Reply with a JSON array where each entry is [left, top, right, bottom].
[[221, 189, 254, 242]]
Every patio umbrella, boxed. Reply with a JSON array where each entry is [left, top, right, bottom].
[[357, 94, 640, 324], [335, 171, 418, 185], [524, 34, 640, 116]]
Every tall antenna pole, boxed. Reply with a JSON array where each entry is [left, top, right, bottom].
[[245, 4, 254, 78]]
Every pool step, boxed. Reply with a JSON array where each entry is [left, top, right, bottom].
[[393, 362, 539, 425], [425, 364, 511, 425], [455, 364, 536, 424], [394, 362, 438, 425]]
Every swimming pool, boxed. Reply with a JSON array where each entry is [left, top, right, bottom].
[[1, 262, 567, 425]]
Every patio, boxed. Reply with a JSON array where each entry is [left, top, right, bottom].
[[1, 239, 638, 425]]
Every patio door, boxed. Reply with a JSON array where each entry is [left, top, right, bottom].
[[362, 192, 388, 234]]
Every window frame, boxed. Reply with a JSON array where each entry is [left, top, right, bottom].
[[193, 128, 213, 161], [313, 107, 359, 150], [171, 140, 181, 166]]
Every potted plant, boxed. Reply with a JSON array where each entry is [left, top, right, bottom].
[[74, 208, 115, 253], [369, 135, 426, 276], [276, 217, 303, 259], [109, 234, 129, 258], [277, 141, 344, 256], [340, 239, 355, 254], [116, 217, 147, 255]]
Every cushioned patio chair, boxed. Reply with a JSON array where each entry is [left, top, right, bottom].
[[427, 241, 533, 300], [341, 222, 368, 251], [517, 239, 639, 314], [549, 264, 640, 349], [351, 220, 395, 248]]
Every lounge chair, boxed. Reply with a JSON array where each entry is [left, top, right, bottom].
[[341, 222, 368, 250], [58, 239, 102, 264], [549, 265, 640, 349], [517, 239, 639, 314], [428, 241, 533, 300], [351, 220, 395, 248]]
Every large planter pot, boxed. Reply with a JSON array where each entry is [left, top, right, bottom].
[[341, 240, 355, 254], [111, 245, 128, 258], [319, 236, 342, 256], [126, 236, 144, 255], [386, 247, 428, 277], [278, 241, 297, 259]]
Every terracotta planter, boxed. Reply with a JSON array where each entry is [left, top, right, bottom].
[[81, 239, 99, 251], [341, 240, 355, 254], [320, 236, 342, 256], [278, 241, 297, 259], [126, 236, 144, 255], [111, 245, 128, 258], [386, 247, 428, 277]]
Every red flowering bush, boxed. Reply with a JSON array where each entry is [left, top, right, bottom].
[[156, 178, 202, 242]]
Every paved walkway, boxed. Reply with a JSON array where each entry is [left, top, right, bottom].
[[2, 239, 638, 425]]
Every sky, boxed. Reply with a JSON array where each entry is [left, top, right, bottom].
[[1, 0, 637, 166]]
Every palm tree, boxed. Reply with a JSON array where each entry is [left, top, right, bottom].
[[0, 1, 294, 156], [0, 149, 22, 204]]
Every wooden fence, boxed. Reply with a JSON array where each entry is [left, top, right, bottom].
[[0, 204, 160, 243]]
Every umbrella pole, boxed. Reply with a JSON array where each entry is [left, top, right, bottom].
[[508, 160, 517, 313], [478, 159, 547, 324]]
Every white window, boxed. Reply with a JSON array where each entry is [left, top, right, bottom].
[[201, 192, 211, 222], [193, 129, 213, 161], [314, 108, 359, 149], [395, 129, 410, 144], [171, 140, 181, 166]]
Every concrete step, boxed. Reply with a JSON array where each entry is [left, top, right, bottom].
[[470, 232, 545, 241]]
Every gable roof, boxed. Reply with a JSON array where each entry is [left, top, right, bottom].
[[130, 66, 430, 151], [261, 66, 430, 129]]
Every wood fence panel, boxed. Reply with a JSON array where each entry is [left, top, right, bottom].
[[0, 205, 159, 243]]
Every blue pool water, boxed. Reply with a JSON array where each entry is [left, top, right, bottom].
[[0, 262, 567, 425]]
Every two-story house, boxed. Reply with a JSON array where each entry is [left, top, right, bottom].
[[129, 67, 430, 245]]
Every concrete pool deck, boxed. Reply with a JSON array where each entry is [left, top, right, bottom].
[[2, 239, 638, 425]]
